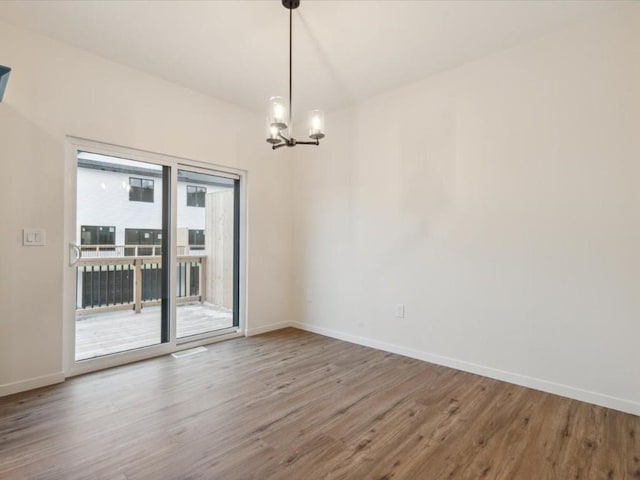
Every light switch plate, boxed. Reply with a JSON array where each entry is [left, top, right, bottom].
[[23, 228, 46, 246]]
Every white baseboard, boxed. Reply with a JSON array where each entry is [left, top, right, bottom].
[[0, 372, 65, 398], [245, 321, 292, 337], [291, 322, 640, 417]]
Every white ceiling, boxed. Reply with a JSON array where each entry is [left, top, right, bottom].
[[0, 0, 632, 115]]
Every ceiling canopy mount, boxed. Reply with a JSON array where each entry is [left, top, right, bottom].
[[282, 0, 300, 10]]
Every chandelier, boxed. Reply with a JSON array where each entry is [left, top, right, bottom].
[[267, 0, 325, 149]]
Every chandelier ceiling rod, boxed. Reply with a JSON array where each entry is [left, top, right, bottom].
[[267, 0, 325, 150], [289, 5, 292, 121]]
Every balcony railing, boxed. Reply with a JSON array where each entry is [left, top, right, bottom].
[[80, 244, 204, 258], [76, 245, 207, 315]]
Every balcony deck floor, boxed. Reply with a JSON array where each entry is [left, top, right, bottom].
[[75, 303, 233, 361]]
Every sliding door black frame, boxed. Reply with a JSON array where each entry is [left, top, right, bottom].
[[161, 165, 171, 343], [233, 178, 240, 328]]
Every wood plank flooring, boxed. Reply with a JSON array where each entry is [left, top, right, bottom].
[[1, 328, 639, 479]]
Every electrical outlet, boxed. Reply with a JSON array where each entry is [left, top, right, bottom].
[[395, 304, 405, 318]]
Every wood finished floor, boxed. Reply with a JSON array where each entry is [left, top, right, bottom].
[[1, 328, 638, 480]]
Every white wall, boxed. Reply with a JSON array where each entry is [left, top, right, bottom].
[[0, 21, 293, 394], [293, 7, 640, 415]]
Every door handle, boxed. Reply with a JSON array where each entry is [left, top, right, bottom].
[[69, 243, 82, 266]]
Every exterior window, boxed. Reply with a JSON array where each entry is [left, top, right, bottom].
[[125, 228, 162, 256], [129, 177, 154, 203], [81, 225, 116, 246], [187, 185, 206, 207], [189, 229, 205, 250]]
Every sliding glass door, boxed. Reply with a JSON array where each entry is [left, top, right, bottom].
[[176, 169, 239, 339], [73, 152, 170, 361], [68, 142, 242, 367]]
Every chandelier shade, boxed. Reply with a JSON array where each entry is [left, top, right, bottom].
[[268, 96, 288, 131], [308, 110, 325, 140]]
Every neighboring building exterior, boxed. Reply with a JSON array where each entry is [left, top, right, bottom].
[[76, 152, 230, 252], [75, 152, 236, 313]]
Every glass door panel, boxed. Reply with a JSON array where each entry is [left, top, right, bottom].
[[176, 169, 238, 339], [74, 152, 169, 360]]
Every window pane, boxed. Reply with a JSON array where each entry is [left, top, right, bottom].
[[177, 169, 236, 339], [187, 184, 206, 207], [129, 177, 154, 203], [76, 152, 166, 360], [81, 225, 116, 247]]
